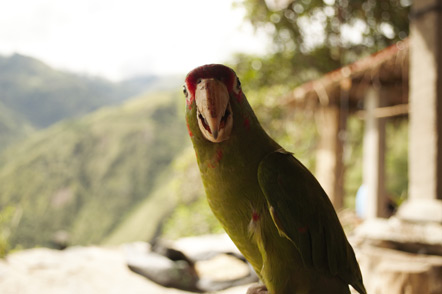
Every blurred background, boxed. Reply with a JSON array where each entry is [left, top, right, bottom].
[[0, 0, 441, 293]]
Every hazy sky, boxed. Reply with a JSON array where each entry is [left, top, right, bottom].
[[0, 0, 269, 80]]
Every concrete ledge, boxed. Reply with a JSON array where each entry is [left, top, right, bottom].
[[354, 217, 442, 255], [397, 199, 442, 223], [354, 245, 442, 294]]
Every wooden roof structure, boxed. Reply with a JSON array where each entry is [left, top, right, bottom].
[[279, 39, 410, 210], [282, 39, 409, 111]]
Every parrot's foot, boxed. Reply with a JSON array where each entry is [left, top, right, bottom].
[[246, 284, 268, 294]]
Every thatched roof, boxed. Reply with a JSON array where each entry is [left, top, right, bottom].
[[282, 38, 409, 110]]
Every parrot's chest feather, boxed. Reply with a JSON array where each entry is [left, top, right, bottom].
[[199, 145, 277, 261], [201, 148, 264, 214], [193, 129, 284, 275]]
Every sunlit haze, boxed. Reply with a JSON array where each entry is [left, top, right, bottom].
[[0, 0, 269, 80]]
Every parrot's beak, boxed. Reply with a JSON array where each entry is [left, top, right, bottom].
[[195, 78, 233, 143]]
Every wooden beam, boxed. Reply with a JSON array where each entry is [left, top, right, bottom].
[[315, 105, 345, 210], [356, 104, 409, 119], [363, 88, 388, 218]]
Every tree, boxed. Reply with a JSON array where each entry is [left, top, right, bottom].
[[232, 0, 410, 88]]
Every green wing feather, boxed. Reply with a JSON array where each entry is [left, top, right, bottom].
[[257, 150, 366, 294]]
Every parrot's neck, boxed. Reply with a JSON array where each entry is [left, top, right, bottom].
[[190, 97, 281, 176]]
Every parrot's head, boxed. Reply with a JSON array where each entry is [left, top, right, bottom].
[[183, 64, 244, 143]]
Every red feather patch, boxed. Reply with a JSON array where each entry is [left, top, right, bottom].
[[243, 117, 250, 130], [235, 91, 243, 102], [216, 149, 223, 161], [185, 64, 236, 99], [207, 148, 224, 169], [298, 226, 308, 233], [186, 122, 193, 137]]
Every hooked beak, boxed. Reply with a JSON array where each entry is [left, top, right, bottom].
[[195, 78, 233, 143]]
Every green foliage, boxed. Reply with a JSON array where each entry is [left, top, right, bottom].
[[343, 117, 364, 208], [238, 85, 319, 170], [161, 196, 224, 240], [104, 147, 206, 244], [0, 101, 34, 151], [385, 119, 408, 203], [232, 0, 410, 88], [0, 205, 17, 257], [0, 91, 188, 248], [242, 0, 409, 52], [343, 117, 408, 209]]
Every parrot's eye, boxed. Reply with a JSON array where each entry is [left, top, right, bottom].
[[236, 77, 241, 90], [182, 85, 188, 98]]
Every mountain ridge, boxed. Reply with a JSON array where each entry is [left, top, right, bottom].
[[0, 90, 192, 248]]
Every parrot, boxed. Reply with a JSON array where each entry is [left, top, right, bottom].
[[183, 64, 366, 294]]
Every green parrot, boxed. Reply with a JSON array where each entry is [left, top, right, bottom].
[[183, 64, 366, 294]]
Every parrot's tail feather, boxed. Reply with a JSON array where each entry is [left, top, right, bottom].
[[351, 280, 367, 294]]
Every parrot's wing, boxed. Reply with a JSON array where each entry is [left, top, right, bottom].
[[258, 150, 366, 294]]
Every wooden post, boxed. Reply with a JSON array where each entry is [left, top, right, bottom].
[[398, 0, 442, 223], [362, 87, 388, 218], [315, 104, 345, 210]]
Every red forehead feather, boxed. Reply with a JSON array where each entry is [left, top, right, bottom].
[[185, 64, 236, 98]]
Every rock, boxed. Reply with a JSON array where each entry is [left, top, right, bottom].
[[51, 230, 70, 250], [355, 244, 442, 294], [351, 217, 442, 294], [5, 231, 441, 294], [172, 234, 242, 260], [196, 254, 258, 292], [196, 254, 250, 281], [398, 198, 442, 223], [171, 234, 259, 291], [124, 235, 258, 292], [354, 217, 442, 255], [0, 246, 194, 294], [0, 244, 254, 294], [124, 242, 200, 292]]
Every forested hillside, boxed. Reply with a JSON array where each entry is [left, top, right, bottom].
[[0, 91, 190, 248], [0, 100, 34, 149]]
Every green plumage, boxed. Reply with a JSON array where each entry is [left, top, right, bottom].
[[184, 64, 365, 294]]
